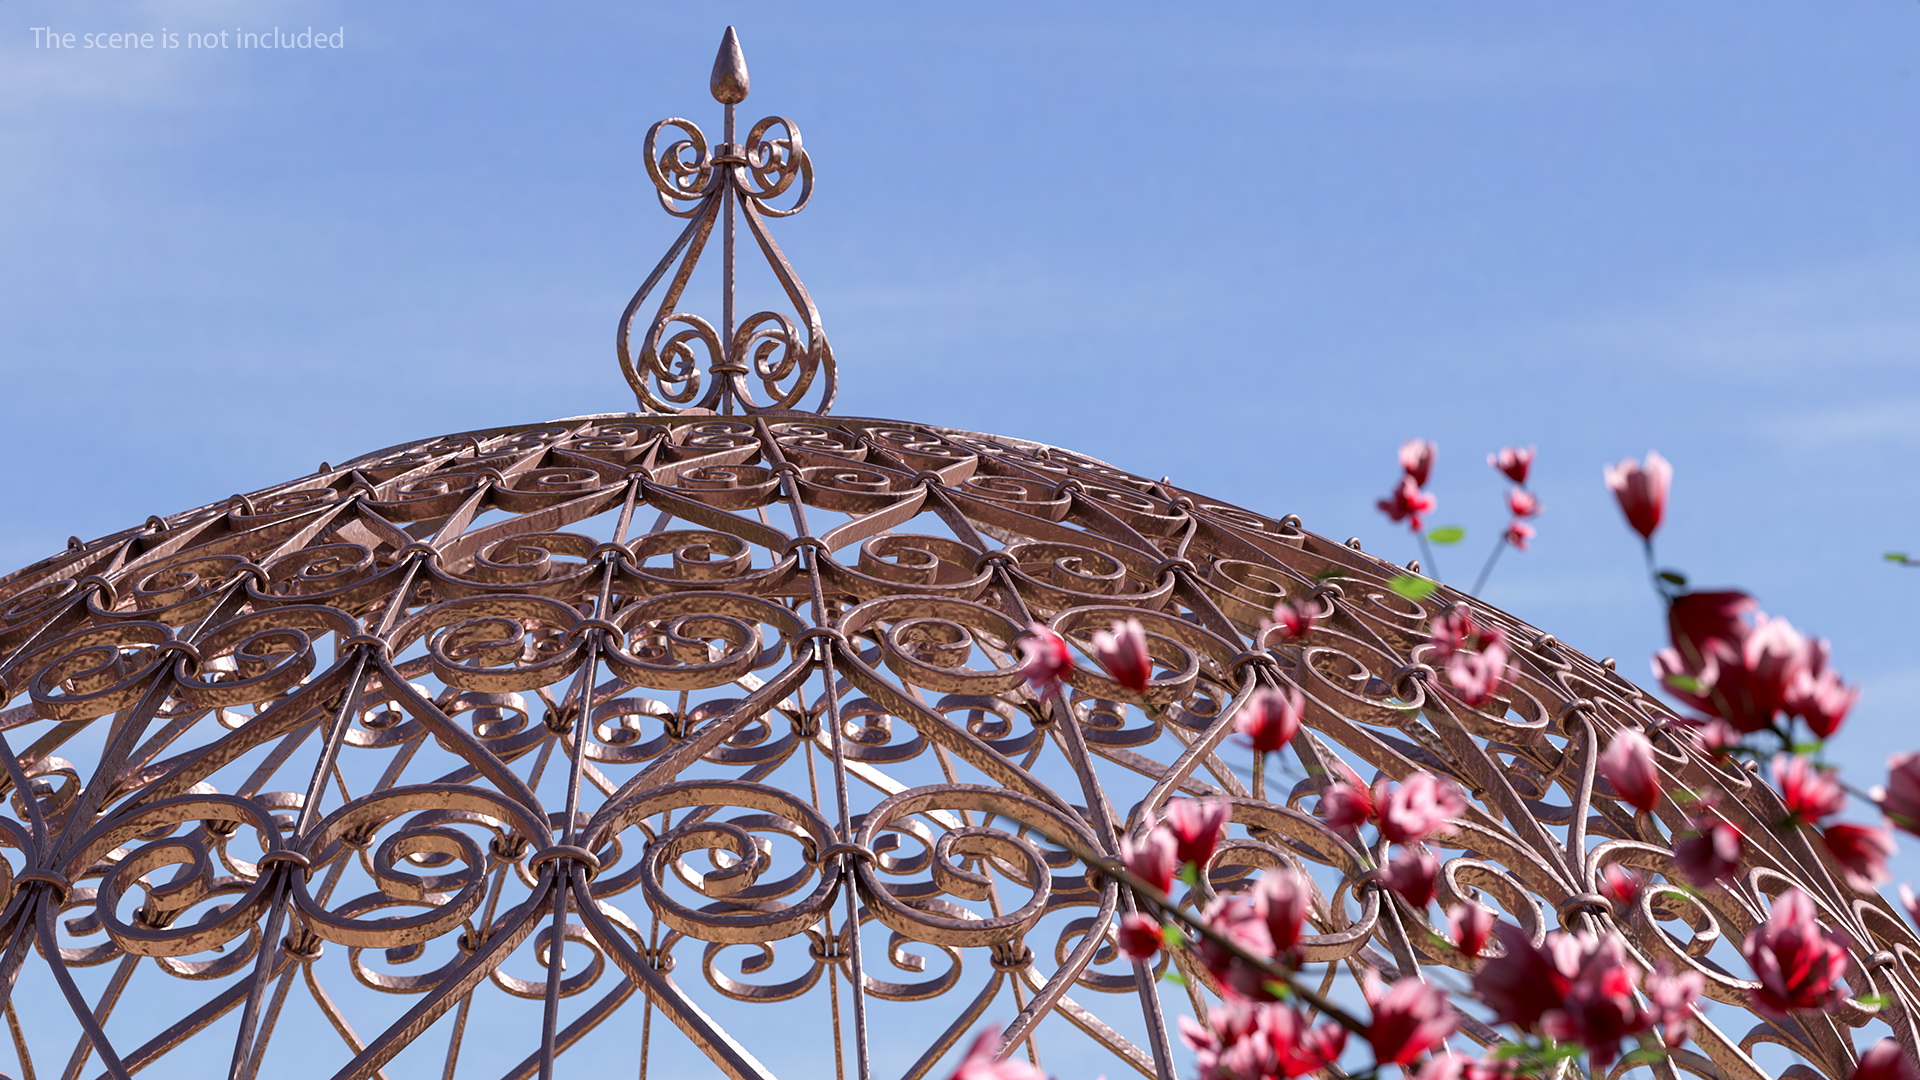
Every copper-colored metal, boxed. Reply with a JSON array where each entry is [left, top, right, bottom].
[[0, 27, 1910, 1080], [617, 28, 832, 418]]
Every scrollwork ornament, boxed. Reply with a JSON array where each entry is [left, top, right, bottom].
[[0, 40, 1900, 1070], [616, 37, 833, 416]]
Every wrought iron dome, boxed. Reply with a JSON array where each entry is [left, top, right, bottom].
[[0, 27, 1912, 1080]]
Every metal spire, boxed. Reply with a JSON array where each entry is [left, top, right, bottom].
[[616, 27, 835, 416]]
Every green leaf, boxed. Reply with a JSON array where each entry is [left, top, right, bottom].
[[1261, 980, 1293, 1000], [1313, 569, 1348, 582], [1160, 923, 1186, 948], [1426, 526, 1467, 545], [1887, 552, 1912, 564], [1857, 992, 1892, 1009], [1669, 880, 1706, 901], [1539, 1041, 1584, 1063], [1388, 575, 1438, 602], [1663, 673, 1702, 694], [1657, 570, 1688, 586], [1161, 971, 1188, 986]]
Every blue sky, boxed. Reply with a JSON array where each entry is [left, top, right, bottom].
[[8, 1, 1915, 761], [2, 0, 1917, 1072]]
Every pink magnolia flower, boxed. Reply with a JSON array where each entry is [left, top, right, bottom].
[[1180, 1000, 1345, 1080], [1506, 488, 1540, 518], [1288, 1022, 1348, 1078], [1377, 772, 1467, 844], [1788, 641, 1858, 740], [1875, 753, 1920, 836], [1653, 641, 1721, 717], [1192, 894, 1276, 999], [1445, 638, 1511, 709], [1017, 623, 1073, 691], [1853, 1038, 1920, 1080], [1466, 1055, 1528, 1080], [1539, 933, 1653, 1072], [1643, 963, 1705, 1048], [1399, 439, 1437, 487], [1449, 903, 1494, 959], [1740, 615, 1814, 722], [1822, 823, 1894, 891], [948, 1027, 1046, 1080], [1741, 888, 1851, 1016], [1237, 686, 1305, 755], [1674, 817, 1744, 889], [1093, 617, 1152, 694], [1488, 445, 1535, 485], [1319, 763, 1377, 834], [1603, 451, 1671, 541], [1598, 729, 1662, 815], [1472, 922, 1577, 1033], [1381, 846, 1441, 909], [1502, 520, 1535, 551], [1793, 669, 1858, 741], [1362, 970, 1457, 1067], [1120, 829, 1178, 895], [1659, 613, 1813, 735], [1268, 599, 1317, 640], [1378, 475, 1437, 533], [1685, 717, 1743, 759], [1600, 865, 1643, 909], [1115, 912, 1163, 961], [1179, 1002, 1268, 1080], [1667, 590, 1756, 657], [1415, 1054, 1467, 1080], [1774, 754, 1847, 827], [1427, 605, 1482, 662], [1252, 864, 1312, 957], [1161, 798, 1232, 871]]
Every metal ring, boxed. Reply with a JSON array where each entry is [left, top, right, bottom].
[[527, 845, 603, 880], [1555, 892, 1613, 924], [813, 842, 874, 867], [339, 635, 392, 658], [16, 869, 72, 904], [257, 850, 314, 873], [575, 618, 625, 640]]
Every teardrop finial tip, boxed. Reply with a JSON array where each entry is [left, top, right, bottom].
[[710, 27, 750, 105]]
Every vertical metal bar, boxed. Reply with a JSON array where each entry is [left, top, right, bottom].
[[536, 555, 614, 1079], [227, 651, 372, 1080], [58, 953, 136, 1080], [757, 419, 870, 1080], [721, 101, 737, 415], [536, 881, 571, 1080], [5, 995, 37, 1080]]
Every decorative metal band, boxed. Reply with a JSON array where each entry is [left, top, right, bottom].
[[0, 412, 1902, 1079], [616, 28, 836, 417]]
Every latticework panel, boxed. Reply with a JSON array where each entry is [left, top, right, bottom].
[[0, 414, 1909, 1080]]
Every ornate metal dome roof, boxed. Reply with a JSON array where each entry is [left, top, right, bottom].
[[0, 27, 1909, 1080]]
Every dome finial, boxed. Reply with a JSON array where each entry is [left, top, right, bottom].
[[710, 26, 750, 105], [618, 27, 835, 416]]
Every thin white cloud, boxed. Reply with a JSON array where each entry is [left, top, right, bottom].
[[1267, 39, 1621, 97], [1557, 257, 1920, 374], [1768, 395, 1920, 449]]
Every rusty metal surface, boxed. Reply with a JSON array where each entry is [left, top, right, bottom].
[[0, 25, 1910, 1080]]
